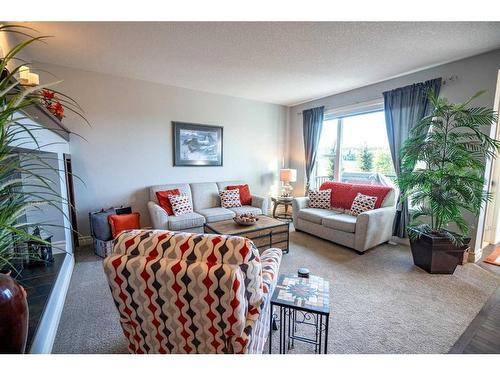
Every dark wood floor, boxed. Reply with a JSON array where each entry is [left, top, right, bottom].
[[450, 245, 500, 354]]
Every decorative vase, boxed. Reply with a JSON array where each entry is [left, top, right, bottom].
[[0, 273, 29, 353]]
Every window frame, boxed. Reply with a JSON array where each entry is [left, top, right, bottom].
[[314, 99, 386, 187]]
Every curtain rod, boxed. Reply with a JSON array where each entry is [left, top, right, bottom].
[[296, 75, 458, 116]]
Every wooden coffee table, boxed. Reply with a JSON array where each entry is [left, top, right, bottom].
[[204, 215, 289, 254]]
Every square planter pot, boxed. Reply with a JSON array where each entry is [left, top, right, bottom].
[[409, 230, 470, 274]]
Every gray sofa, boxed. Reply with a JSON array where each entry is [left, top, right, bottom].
[[147, 180, 268, 232], [292, 189, 396, 254]]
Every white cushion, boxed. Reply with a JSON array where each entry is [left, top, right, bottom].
[[297, 208, 338, 224], [196, 207, 235, 223], [322, 214, 357, 233]]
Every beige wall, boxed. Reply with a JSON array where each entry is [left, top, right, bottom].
[[35, 63, 287, 236]]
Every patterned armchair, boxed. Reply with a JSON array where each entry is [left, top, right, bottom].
[[103, 230, 282, 354]]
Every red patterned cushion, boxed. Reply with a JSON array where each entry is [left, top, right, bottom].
[[227, 184, 252, 205], [320, 181, 392, 209], [308, 189, 331, 209], [350, 193, 377, 216], [168, 195, 193, 216], [156, 189, 180, 215], [220, 189, 242, 208]]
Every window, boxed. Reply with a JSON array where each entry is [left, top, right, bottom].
[[313, 108, 395, 188]]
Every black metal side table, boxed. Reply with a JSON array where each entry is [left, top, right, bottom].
[[269, 274, 330, 354]]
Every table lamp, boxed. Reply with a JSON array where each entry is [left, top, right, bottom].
[[279, 168, 297, 197]]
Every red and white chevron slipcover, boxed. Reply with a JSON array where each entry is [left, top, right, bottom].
[[103, 229, 282, 354]]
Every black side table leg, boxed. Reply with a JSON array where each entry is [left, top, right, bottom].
[[324, 314, 329, 354]]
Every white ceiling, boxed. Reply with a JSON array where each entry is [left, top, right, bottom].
[[20, 22, 500, 106]]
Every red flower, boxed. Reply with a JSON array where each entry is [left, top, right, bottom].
[[48, 101, 65, 119], [41, 89, 56, 100]]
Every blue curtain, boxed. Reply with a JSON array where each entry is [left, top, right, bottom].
[[383, 78, 442, 238], [303, 106, 325, 194]]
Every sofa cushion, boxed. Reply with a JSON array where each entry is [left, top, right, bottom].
[[297, 208, 338, 224], [108, 213, 141, 238], [150, 183, 192, 205], [227, 184, 252, 205], [309, 189, 331, 209], [196, 207, 235, 223], [350, 192, 377, 216], [228, 205, 262, 216], [168, 212, 206, 231], [169, 195, 194, 216], [220, 189, 242, 208], [322, 214, 357, 233], [156, 189, 180, 215], [190, 182, 220, 210]]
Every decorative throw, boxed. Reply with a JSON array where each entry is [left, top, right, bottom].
[[350, 192, 377, 216], [168, 195, 193, 216], [308, 189, 331, 209], [220, 189, 242, 208]]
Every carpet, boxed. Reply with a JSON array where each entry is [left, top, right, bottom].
[[52, 231, 500, 354], [484, 246, 500, 267]]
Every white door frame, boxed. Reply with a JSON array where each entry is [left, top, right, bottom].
[[473, 70, 500, 260]]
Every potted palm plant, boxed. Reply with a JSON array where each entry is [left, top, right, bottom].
[[398, 91, 500, 274], [0, 24, 86, 352]]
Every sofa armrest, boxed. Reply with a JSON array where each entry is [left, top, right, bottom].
[[260, 247, 282, 296], [354, 206, 396, 252], [292, 197, 309, 224], [147, 201, 169, 230], [251, 194, 269, 215]]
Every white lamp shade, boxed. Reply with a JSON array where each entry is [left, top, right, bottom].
[[280, 168, 297, 183]]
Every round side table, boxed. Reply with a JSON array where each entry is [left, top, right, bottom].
[[272, 197, 293, 221]]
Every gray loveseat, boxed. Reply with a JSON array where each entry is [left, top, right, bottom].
[[147, 181, 268, 232], [292, 188, 396, 254]]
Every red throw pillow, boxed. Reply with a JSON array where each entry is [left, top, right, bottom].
[[108, 213, 141, 238], [227, 184, 252, 206], [156, 189, 181, 215]]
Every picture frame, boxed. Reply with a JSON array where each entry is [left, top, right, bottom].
[[172, 121, 223, 166]]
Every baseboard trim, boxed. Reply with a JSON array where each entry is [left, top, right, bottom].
[[29, 253, 74, 354], [78, 235, 93, 247]]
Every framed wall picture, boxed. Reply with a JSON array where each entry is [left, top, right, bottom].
[[172, 122, 223, 166]]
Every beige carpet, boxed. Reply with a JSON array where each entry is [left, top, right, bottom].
[[52, 231, 500, 354]]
